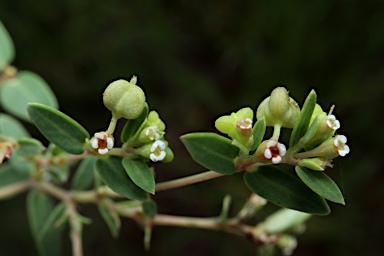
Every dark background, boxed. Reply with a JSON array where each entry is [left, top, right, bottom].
[[1, 0, 383, 255]]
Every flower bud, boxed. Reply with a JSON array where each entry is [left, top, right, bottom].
[[302, 104, 340, 150], [297, 157, 329, 171], [256, 87, 300, 128], [134, 126, 165, 145], [103, 77, 146, 119], [145, 111, 166, 131], [297, 135, 350, 159], [215, 107, 253, 144]]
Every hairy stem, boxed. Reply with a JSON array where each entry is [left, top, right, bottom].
[[0, 180, 30, 200], [155, 170, 224, 192], [67, 204, 83, 256]]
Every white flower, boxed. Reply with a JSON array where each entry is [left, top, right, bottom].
[[150, 140, 166, 162], [334, 135, 350, 157], [264, 140, 286, 164], [237, 117, 253, 130], [145, 126, 161, 140], [326, 114, 340, 130], [90, 132, 114, 154]]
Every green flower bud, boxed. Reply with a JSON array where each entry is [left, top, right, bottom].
[[134, 126, 165, 145], [103, 77, 146, 119], [146, 111, 166, 131], [256, 87, 300, 128], [301, 105, 341, 150], [215, 107, 253, 143], [296, 135, 350, 159], [297, 157, 328, 171]]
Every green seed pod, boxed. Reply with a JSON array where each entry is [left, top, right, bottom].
[[103, 77, 146, 119], [256, 87, 300, 128]]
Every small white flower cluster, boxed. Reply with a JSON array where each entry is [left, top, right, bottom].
[[334, 135, 350, 157], [264, 140, 286, 164], [144, 126, 167, 162], [326, 114, 350, 157], [90, 132, 114, 154]]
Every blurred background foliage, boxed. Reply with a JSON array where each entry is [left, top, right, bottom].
[[0, 0, 383, 255]]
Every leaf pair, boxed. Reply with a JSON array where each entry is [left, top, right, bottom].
[[96, 156, 154, 201], [244, 165, 344, 215]]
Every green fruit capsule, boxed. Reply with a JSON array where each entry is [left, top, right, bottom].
[[103, 77, 146, 119]]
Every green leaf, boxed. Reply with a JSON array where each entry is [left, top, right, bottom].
[[295, 166, 345, 205], [244, 165, 330, 215], [98, 199, 121, 238], [0, 113, 30, 139], [142, 199, 157, 219], [0, 21, 15, 69], [251, 117, 266, 151], [289, 90, 317, 147], [27, 190, 54, 239], [17, 138, 45, 157], [27, 103, 89, 154], [180, 132, 239, 175], [262, 208, 311, 234], [122, 158, 155, 194], [95, 156, 148, 201], [36, 202, 66, 256], [71, 156, 97, 190], [0, 71, 58, 121], [0, 163, 30, 188], [121, 103, 149, 143]]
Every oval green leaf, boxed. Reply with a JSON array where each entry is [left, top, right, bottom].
[[27, 103, 89, 154], [27, 190, 55, 239], [122, 158, 155, 194], [0, 113, 30, 139], [289, 90, 317, 147], [17, 138, 45, 157], [0, 21, 15, 69], [295, 166, 345, 205], [95, 156, 148, 201], [244, 165, 330, 215], [121, 103, 149, 143], [36, 202, 66, 256], [1, 71, 58, 121], [71, 156, 97, 190], [180, 132, 239, 175], [251, 117, 266, 151]]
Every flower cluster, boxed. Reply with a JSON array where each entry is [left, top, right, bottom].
[[214, 87, 350, 170], [132, 110, 173, 163]]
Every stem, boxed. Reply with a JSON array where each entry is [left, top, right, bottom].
[[153, 214, 252, 237], [155, 171, 224, 192], [67, 204, 83, 256], [106, 113, 119, 135], [272, 124, 282, 141], [0, 180, 30, 200]]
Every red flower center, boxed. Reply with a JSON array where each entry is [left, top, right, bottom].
[[269, 146, 280, 157]]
